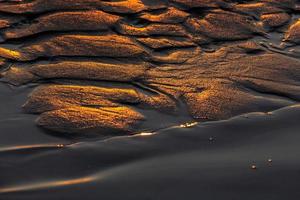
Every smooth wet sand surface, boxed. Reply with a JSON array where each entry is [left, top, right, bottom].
[[1, 102, 300, 199]]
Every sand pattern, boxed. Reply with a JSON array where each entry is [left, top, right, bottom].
[[0, 0, 299, 135]]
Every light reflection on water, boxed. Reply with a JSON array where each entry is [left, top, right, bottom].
[[0, 176, 97, 194]]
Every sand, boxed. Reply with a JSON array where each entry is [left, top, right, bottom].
[[0, 0, 299, 199]]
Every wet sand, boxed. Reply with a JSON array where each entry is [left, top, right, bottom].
[[1, 100, 300, 199], [0, 0, 300, 199]]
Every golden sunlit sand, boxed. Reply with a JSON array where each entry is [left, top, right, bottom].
[[0, 0, 299, 136]]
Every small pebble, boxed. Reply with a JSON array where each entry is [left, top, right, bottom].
[[251, 165, 257, 170], [268, 158, 272, 163], [209, 137, 214, 142]]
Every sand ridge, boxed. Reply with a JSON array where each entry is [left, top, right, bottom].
[[0, 0, 299, 134]]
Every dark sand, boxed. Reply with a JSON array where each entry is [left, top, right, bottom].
[[0, 88, 300, 199]]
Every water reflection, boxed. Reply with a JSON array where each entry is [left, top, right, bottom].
[[0, 176, 96, 193]]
